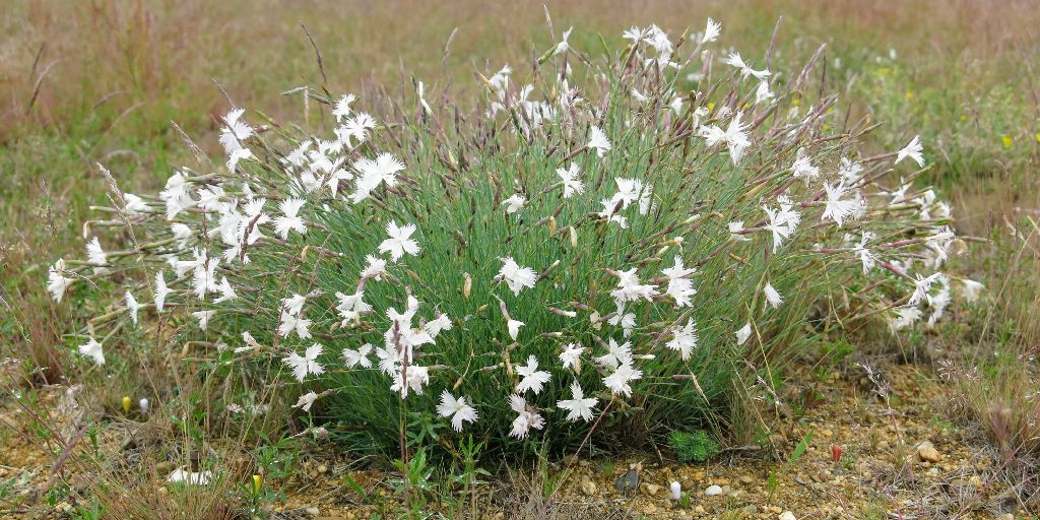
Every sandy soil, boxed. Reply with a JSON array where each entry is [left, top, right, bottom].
[[0, 364, 1023, 519]]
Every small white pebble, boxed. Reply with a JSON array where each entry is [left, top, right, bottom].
[[669, 481, 681, 500], [704, 484, 723, 496], [779, 512, 797, 520]]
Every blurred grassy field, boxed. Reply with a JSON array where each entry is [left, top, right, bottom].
[[2, 0, 1039, 451]]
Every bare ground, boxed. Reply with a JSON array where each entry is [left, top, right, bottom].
[[0, 361, 1029, 519]]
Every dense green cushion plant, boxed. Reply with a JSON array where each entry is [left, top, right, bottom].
[[49, 20, 972, 460]]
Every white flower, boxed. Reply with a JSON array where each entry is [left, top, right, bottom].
[[889, 306, 922, 332], [78, 337, 105, 365], [623, 26, 646, 45], [557, 380, 598, 422], [488, 64, 512, 92], [382, 297, 435, 369], [284, 344, 325, 382], [279, 311, 312, 338], [197, 185, 226, 212], [554, 26, 573, 55], [754, 80, 774, 105], [214, 276, 237, 303], [666, 319, 698, 360], [645, 24, 673, 56], [927, 278, 952, 326], [728, 221, 751, 241], [607, 306, 636, 337], [335, 290, 372, 326], [226, 147, 254, 172], [896, 135, 924, 167], [701, 18, 721, 44], [790, 149, 819, 180], [424, 314, 453, 338], [516, 355, 551, 395], [278, 296, 312, 339], [853, 233, 877, 274], [86, 237, 107, 267], [669, 95, 684, 114], [437, 391, 479, 432], [507, 319, 525, 341], [325, 166, 354, 195], [125, 291, 140, 325], [47, 259, 74, 302], [378, 221, 421, 262], [699, 112, 750, 164], [909, 272, 944, 306], [839, 157, 864, 184], [190, 253, 219, 300], [887, 178, 912, 205], [139, 398, 150, 414], [123, 193, 150, 215], [610, 268, 658, 304], [361, 254, 388, 280], [722, 52, 771, 80], [763, 199, 801, 252], [333, 94, 357, 121], [613, 178, 648, 210], [598, 176, 652, 222], [391, 365, 430, 397], [559, 343, 584, 372], [234, 198, 269, 249], [219, 108, 253, 155], [502, 193, 527, 214], [821, 181, 864, 228], [234, 331, 260, 353], [337, 112, 377, 148], [193, 310, 215, 331], [167, 468, 213, 486], [764, 282, 783, 309], [159, 172, 195, 220], [154, 271, 170, 312], [497, 257, 537, 295], [587, 125, 612, 158], [350, 153, 405, 203], [603, 361, 642, 397], [556, 163, 585, 198], [960, 278, 984, 303], [342, 343, 374, 368], [662, 256, 697, 307], [274, 198, 307, 239], [735, 322, 752, 345], [594, 338, 632, 370], [294, 391, 319, 412], [508, 394, 544, 439]]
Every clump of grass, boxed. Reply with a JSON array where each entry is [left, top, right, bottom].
[[45, 20, 969, 463], [668, 430, 720, 463], [945, 216, 1040, 459]]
